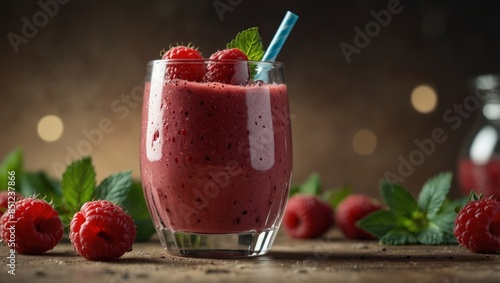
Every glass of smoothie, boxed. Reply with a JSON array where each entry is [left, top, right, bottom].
[[457, 73, 500, 200], [140, 59, 292, 257]]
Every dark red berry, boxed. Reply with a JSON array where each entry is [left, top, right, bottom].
[[283, 194, 334, 239], [162, 45, 205, 82], [69, 200, 137, 260], [206, 48, 249, 85], [454, 197, 500, 254], [0, 191, 23, 218], [0, 198, 63, 254], [70, 200, 136, 261], [335, 194, 382, 240]]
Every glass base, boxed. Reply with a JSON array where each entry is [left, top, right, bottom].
[[156, 227, 279, 258]]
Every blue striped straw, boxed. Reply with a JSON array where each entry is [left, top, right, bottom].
[[255, 11, 298, 82], [262, 11, 299, 62]]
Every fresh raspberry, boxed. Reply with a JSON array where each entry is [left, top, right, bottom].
[[454, 197, 500, 254], [0, 191, 23, 217], [283, 194, 334, 239], [162, 45, 205, 82], [70, 200, 136, 261], [335, 194, 382, 240], [206, 48, 249, 85], [0, 198, 63, 254]]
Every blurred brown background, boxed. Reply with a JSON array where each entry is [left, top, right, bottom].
[[1, 0, 499, 199]]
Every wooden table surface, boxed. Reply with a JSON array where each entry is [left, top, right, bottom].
[[1, 229, 499, 283]]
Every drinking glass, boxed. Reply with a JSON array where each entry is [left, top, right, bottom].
[[140, 59, 292, 258], [457, 73, 500, 200]]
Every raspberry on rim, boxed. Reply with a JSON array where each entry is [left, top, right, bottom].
[[162, 45, 206, 82], [206, 48, 250, 85]]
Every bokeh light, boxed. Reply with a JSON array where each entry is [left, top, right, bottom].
[[411, 85, 438, 113], [37, 115, 64, 142]]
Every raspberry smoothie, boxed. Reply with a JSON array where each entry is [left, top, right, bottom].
[[140, 64, 292, 235]]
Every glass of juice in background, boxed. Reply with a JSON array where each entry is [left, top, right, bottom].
[[457, 73, 500, 200], [140, 59, 292, 257]]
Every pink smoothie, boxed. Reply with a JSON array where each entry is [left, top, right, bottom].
[[140, 79, 292, 234]]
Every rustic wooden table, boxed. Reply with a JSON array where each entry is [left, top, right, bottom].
[[1, 229, 499, 283]]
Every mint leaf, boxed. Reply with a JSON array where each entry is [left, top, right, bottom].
[[379, 228, 419, 245], [381, 181, 418, 217], [428, 199, 458, 244], [417, 224, 443, 245], [451, 196, 469, 213], [297, 173, 322, 195], [441, 228, 458, 244], [0, 148, 23, 192], [322, 185, 351, 209], [122, 180, 155, 242], [95, 171, 132, 204], [289, 184, 300, 196], [362, 172, 458, 246], [61, 157, 96, 211], [22, 171, 62, 204], [227, 27, 264, 61], [417, 171, 452, 218], [357, 210, 401, 238]]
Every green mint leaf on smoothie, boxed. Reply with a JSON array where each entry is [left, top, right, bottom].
[[226, 27, 264, 61], [95, 171, 132, 204], [61, 157, 96, 211], [357, 171, 458, 245]]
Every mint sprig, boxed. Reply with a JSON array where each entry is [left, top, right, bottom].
[[358, 171, 457, 245], [226, 27, 265, 61], [59, 157, 133, 226]]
